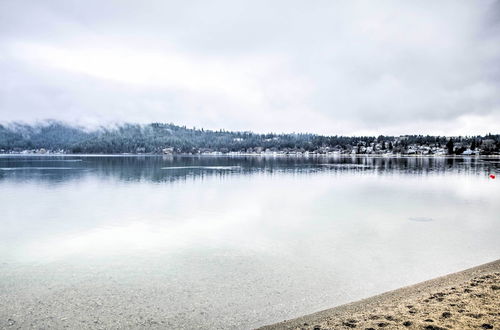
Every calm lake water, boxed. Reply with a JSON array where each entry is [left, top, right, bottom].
[[0, 155, 499, 329]]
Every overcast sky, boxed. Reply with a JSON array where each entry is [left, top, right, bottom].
[[1, 0, 499, 135]]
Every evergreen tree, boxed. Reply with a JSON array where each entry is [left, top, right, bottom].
[[471, 140, 477, 150], [446, 139, 454, 154]]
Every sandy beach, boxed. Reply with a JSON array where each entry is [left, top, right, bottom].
[[260, 259, 500, 330]]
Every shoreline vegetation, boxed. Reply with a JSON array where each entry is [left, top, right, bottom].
[[1, 121, 499, 156], [259, 259, 500, 330]]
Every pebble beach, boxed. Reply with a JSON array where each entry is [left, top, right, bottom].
[[260, 260, 500, 330]]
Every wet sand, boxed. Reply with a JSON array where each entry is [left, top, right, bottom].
[[260, 259, 500, 330]]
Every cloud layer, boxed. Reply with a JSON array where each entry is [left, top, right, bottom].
[[1, 0, 500, 135]]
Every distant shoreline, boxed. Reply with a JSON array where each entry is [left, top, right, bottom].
[[259, 259, 500, 329], [1, 122, 499, 156], [1, 153, 500, 158]]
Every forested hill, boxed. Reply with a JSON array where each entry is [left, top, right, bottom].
[[0, 121, 499, 155]]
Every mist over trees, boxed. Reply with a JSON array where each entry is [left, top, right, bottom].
[[0, 121, 499, 155]]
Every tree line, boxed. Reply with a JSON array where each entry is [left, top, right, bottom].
[[0, 121, 499, 154]]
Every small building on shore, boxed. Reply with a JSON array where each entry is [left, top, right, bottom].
[[162, 147, 174, 154]]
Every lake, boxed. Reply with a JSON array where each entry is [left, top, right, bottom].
[[0, 155, 499, 329]]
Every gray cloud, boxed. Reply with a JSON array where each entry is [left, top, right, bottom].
[[1, 0, 499, 135]]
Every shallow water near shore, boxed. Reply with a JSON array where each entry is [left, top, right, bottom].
[[0, 155, 499, 329]]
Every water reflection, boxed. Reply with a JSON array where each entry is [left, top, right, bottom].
[[0, 155, 499, 329], [0, 155, 498, 184]]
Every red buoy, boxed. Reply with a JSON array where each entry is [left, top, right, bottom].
[[490, 174, 496, 179]]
